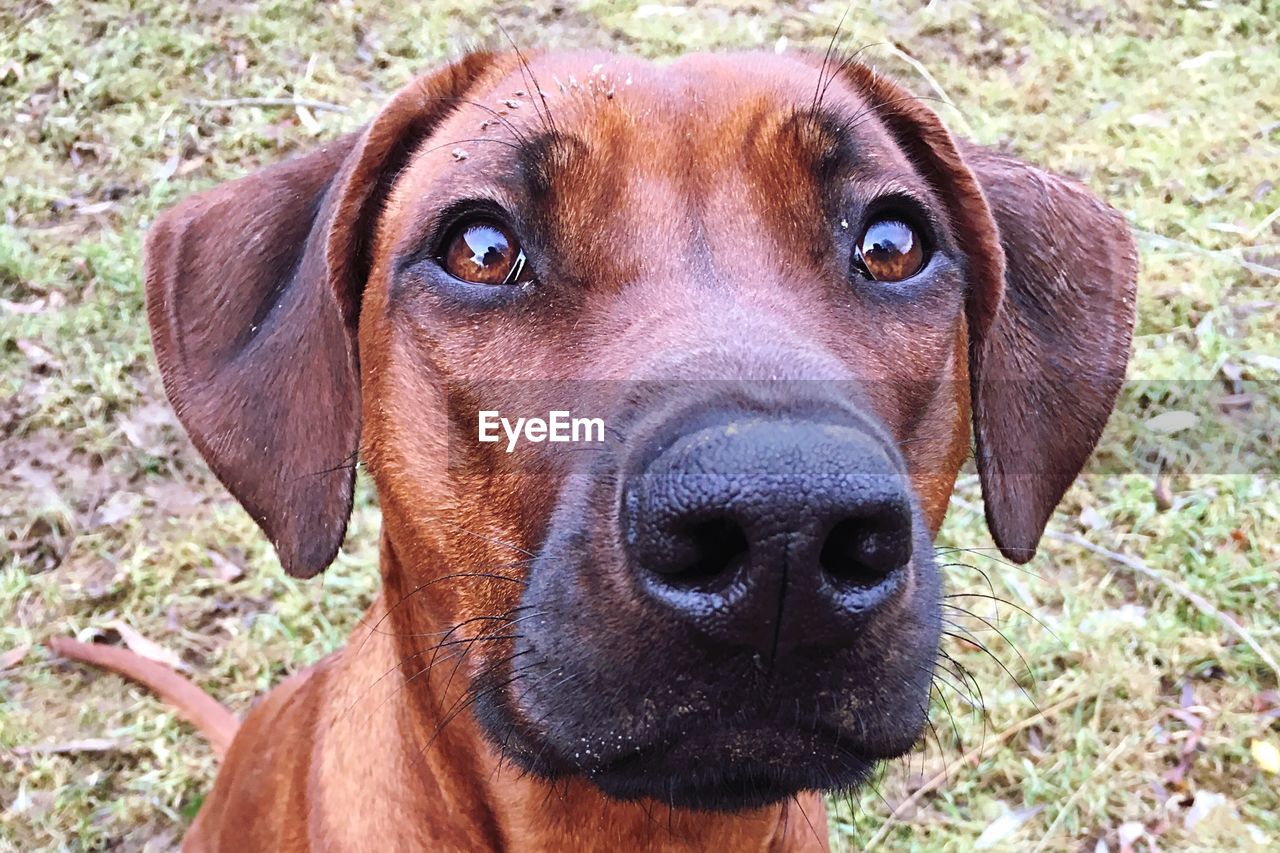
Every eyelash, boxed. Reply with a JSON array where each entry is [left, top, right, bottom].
[[861, 196, 936, 238], [415, 198, 939, 288], [431, 200, 517, 256]]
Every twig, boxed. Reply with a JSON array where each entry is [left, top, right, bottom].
[[1248, 205, 1280, 241], [1133, 226, 1280, 279], [863, 691, 1090, 850], [183, 96, 349, 113], [949, 497, 1280, 681], [1031, 735, 1133, 852], [1043, 529, 1280, 681], [12, 737, 133, 756]]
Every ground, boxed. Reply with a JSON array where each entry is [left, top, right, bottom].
[[1, 0, 1278, 850]]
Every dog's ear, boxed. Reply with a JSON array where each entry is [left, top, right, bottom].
[[840, 64, 1137, 563], [145, 52, 502, 577], [957, 141, 1137, 561]]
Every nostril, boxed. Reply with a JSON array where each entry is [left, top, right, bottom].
[[820, 512, 913, 586], [653, 517, 749, 587]]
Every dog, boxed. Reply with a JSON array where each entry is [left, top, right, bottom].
[[52, 49, 1137, 851]]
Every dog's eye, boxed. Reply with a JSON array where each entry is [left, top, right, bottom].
[[855, 218, 925, 282], [440, 219, 531, 285]]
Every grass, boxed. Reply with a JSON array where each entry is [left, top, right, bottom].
[[1, 0, 1277, 849]]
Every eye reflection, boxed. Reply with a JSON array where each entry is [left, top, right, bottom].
[[441, 219, 531, 285], [856, 219, 925, 282]]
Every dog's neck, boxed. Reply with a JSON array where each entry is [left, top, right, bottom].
[[315, 541, 827, 852]]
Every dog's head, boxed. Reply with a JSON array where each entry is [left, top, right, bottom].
[[145, 51, 1136, 810]]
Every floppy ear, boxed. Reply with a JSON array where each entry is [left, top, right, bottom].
[[840, 64, 1137, 563], [145, 52, 501, 577], [957, 141, 1137, 561]]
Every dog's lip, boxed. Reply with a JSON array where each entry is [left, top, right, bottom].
[[575, 719, 882, 808], [571, 715, 881, 777]]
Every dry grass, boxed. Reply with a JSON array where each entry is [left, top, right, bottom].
[[2, 1, 1277, 850]]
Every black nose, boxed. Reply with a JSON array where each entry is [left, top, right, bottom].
[[621, 415, 915, 655]]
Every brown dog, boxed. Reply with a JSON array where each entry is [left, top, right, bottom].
[[54, 49, 1136, 851]]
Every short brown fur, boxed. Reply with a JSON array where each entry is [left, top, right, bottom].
[[53, 50, 1136, 851]]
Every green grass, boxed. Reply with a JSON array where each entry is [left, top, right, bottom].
[[2, 0, 1277, 849]]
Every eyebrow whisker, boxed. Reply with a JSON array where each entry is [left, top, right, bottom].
[[497, 23, 559, 139], [815, 42, 884, 118], [417, 93, 531, 147], [811, 4, 851, 116], [418, 137, 525, 158], [843, 92, 951, 136]]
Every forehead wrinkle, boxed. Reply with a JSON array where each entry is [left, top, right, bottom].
[[774, 107, 866, 179], [542, 78, 720, 283], [516, 130, 592, 198]]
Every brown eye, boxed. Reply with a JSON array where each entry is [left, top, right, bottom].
[[441, 219, 531, 285], [856, 218, 925, 282]]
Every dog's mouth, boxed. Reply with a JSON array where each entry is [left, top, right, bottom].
[[581, 722, 879, 810], [473, 649, 932, 811], [471, 541, 939, 812]]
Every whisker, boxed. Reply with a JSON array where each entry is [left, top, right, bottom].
[[434, 611, 547, 716], [381, 643, 532, 730], [816, 42, 885, 116], [938, 649, 989, 754], [943, 592, 1060, 643], [353, 572, 528, 654], [337, 631, 526, 726], [497, 23, 558, 138], [416, 136, 524, 157], [929, 680, 965, 749], [942, 628, 1041, 716], [943, 603, 1041, 690], [414, 92, 530, 146], [811, 3, 855, 116], [935, 545, 1045, 577]]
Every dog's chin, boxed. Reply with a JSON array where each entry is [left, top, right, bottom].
[[579, 727, 880, 811], [474, 687, 910, 812]]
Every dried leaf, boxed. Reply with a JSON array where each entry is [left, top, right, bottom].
[[154, 152, 180, 182], [17, 339, 61, 371], [1176, 50, 1233, 70], [1251, 739, 1280, 774], [1146, 410, 1199, 434], [1, 297, 50, 315], [1183, 790, 1227, 831], [1245, 353, 1280, 373], [1127, 111, 1169, 128], [142, 480, 205, 516], [974, 805, 1042, 849], [176, 155, 207, 176], [295, 103, 320, 133], [207, 550, 245, 582], [118, 402, 178, 454], [94, 491, 141, 527], [106, 620, 189, 672], [75, 200, 116, 216], [1079, 505, 1107, 530], [1117, 821, 1145, 853], [1216, 392, 1256, 414], [0, 644, 31, 670]]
